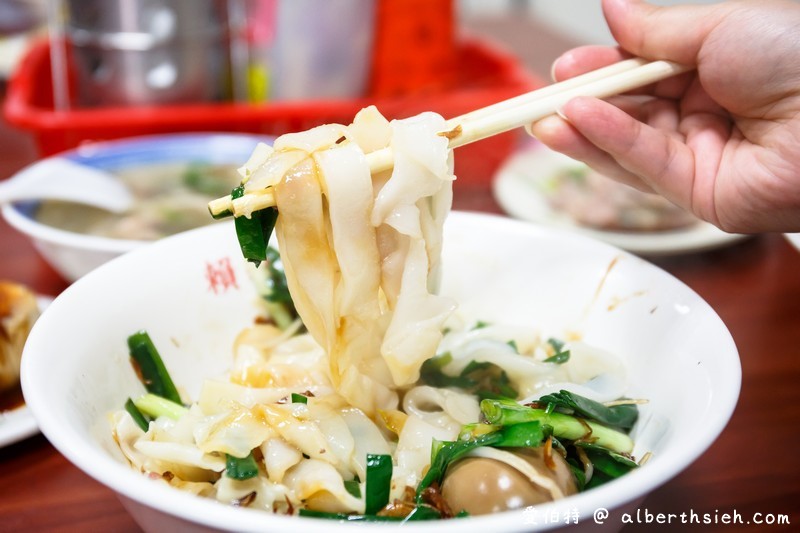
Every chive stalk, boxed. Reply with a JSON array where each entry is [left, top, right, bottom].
[[364, 454, 392, 514], [291, 393, 308, 404], [231, 185, 278, 266], [416, 421, 545, 499], [127, 330, 182, 405], [480, 398, 633, 454], [124, 397, 150, 432], [225, 452, 260, 480], [133, 393, 188, 420]]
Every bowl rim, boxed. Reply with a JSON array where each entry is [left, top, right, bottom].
[[21, 212, 742, 532]]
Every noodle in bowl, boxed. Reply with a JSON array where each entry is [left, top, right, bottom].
[[21, 211, 740, 532]]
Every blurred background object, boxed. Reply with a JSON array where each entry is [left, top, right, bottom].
[[0, 0, 45, 79], [62, 0, 231, 107], [491, 141, 749, 255], [5, 0, 539, 189], [458, 0, 733, 79], [269, 0, 376, 101], [369, 0, 456, 97], [0, 0, 41, 35], [54, 0, 379, 107], [527, 0, 733, 46], [49, 0, 387, 109]]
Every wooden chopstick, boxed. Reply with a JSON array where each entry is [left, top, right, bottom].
[[446, 59, 689, 148], [209, 59, 690, 218], [445, 57, 649, 128]]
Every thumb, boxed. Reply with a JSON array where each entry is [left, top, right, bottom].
[[602, 0, 728, 64]]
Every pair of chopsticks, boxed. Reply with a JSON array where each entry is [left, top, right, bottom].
[[208, 58, 690, 218]]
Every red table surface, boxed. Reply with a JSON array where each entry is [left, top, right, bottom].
[[1, 27, 799, 530]]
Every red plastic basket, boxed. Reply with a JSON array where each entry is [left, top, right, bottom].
[[4, 38, 540, 185]]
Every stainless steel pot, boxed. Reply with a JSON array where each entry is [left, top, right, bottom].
[[65, 0, 230, 107]]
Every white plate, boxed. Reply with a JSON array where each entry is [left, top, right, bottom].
[[785, 233, 800, 252], [0, 401, 38, 448], [493, 145, 749, 255], [0, 294, 53, 448]]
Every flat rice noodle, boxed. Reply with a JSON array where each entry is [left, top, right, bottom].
[[271, 109, 456, 415], [274, 158, 337, 344]]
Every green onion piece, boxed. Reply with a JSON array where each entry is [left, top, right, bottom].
[[232, 185, 278, 266], [124, 397, 150, 432], [578, 442, 638, 478], [419, 353, 518, 401], [495, 421, 547, 447], [127, 330, 182, 405], [538, 390, 639, 431], [225, 451, 260, 480], [543, 338, 570, 364], [364, 454, 393, 514], [261, 247, 300, 330], [580, 443, 639, 490], [343, 479, 361, 499], [418, 438, 495, 497], [291, 393, 308, 404], [547, 337, 566, 352], [543, 350, 570, 364], [457, 423, 499, 440], [264, 247, 292, 305], [480, 398, 633, 454], [480, 398, 539, 425], [566, 459, 587, 491], [132, 393, 188, 420], [420, 353, 467, 388], [416, 421, 545, 499]]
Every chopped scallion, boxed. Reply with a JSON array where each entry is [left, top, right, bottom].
[[225, 451, 260, 480], [127, 330, 182, 405], [124, 397, 150, 432], [364, 454, 392, 514]]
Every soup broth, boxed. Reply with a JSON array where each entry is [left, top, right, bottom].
[[35, 162, 240, 240]]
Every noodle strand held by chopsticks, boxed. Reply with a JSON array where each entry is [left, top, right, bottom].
[[260, 107, 457, 415]]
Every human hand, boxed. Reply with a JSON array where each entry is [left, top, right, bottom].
[[529, 0, 800, 233]]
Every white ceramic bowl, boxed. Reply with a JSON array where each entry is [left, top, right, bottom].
[[21, 212, 741, 532], [2, 133, 268, 282]]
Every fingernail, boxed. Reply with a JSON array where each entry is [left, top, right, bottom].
[[524, 122, 536, 137], [550, 51, 571, 82], [556, 107, 569, 121], [527, 114, 566, 138], [549, 60, 560, 82]]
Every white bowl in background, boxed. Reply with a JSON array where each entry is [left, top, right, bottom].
[[2, 133, 269, 282], [21, 212, 741, 532]]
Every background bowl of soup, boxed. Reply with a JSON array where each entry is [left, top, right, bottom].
[[1, 133, 270, 282]]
